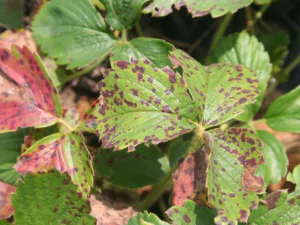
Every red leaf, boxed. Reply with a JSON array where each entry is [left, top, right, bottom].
[[0, 45, 61, 133], [0, 182, 16, 220]]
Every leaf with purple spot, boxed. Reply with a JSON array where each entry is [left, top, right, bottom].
[[14, 132, 93, 198], [205, 127, 265, 225], [143, 0, 253, 18], [94, 59, 198, 151], [12, 171, 96, 225], [127, 211, 169, 225]]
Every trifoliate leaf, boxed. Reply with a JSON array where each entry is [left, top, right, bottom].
[[12, 171, 96, 225], [0, 0, 23, 28], [102, 0, 148, 30], [94, 144, 170, 188], [205, 128, 265, 225], [111, 37, 173, 68], [0, 182, 15, 220], [170, 49, 260, 128], [255, 130, 288, 186], [166, 200, 216, 225], [248, 191, 300, 225], [143, 0, 253, 18], [0, 46, 62, 133], [287, 165, 300, 199], [14, 132, 93, 198], [211, 32, 272, 122], [32, 0, 118, 69], [95, 59, 198, 151], [265, 85, 300, 132], [127, 212, 169, 225]]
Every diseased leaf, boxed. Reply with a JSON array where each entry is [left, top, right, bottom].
[[205, 128, 265, 225], [95, 144, 170, 188], [102, 0, 148, 30], [0, 45, 62, 133], [12, 171, 96, 225], [32, 0, 118, 69], [111, 37, 173, 68], [95, 58, 198, 151], [211, 32, 272, 122], [143, 0, 253, 18], [79, 99, 99, 133], [127, 212, 169, 225], [61, 108, 80, 131], [287, 165, 300, 199], [14, 132, 93, 198], [170, 49, 260, 127], [166, 200, 216, 225], [0, 0, 23, 28], [255, 130, 288, 186], [265, 86, 300, 132], [0, 182, 15, 220], [248, 191, 300, 225], [0, 30, 37, 52]]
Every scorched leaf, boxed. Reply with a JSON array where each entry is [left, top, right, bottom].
[[0, 182, 15, 220]]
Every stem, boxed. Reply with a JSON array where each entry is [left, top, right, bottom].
[[58, 118, 73, 131], [122, 28, 128, 42], [93, 1, 106, 11], [253, 4, 270, 27], [135, 22, 143, 37], [283, 54, 300, 75], [158, 198, 171, 222], [245, 7, 255, 34], [248, 118, 266, 127]]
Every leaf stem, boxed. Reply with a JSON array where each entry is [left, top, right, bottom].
[[245, 7, 255, 34], [248, 118, 266, 127], [121, 28, 128, 43], [283, 54, 300, 75], [58, 118, 74, 131], [135, 22, 144, 37]]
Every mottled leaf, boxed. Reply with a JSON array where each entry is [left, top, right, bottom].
[[211, 32, 272, 122], [95, 144, 170, 188], [205, 128, 265, 225], [143, 0, 253, 18], [287, 165, 300, 199], [0, 45, 62, 133], [102, 0, 148, 30], [111, 37, 173, 68], [248, 191, 300, 225], [79, 99, 99, 133], [12, 171, 96, 225], [255, 130, 288, 186], [0, 0, 23, 28], [170, 49, 260, 127], [32, 0, 118, 69], [14, 132, 93, 198], [127, 212, 169, 225], [95, 59, 198, 151], [61, 108, 80, 132], [0, 182, 15, 220], [265, 86, 300, 132], [166, 200, 217, 225]]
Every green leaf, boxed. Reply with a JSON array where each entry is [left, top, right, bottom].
[[287, 165, 300, 199], [111, 37, 173, 68], [32, 0, 118, 69], [255, 0, 271, 5], [12, 171, 96, 225], [170, 49, 260, 128], [143, 0, 253, 18], [168, 135, 192, 168], [211, 32, 272, 122], [0, 0, 23, 28], [102, 0, 148, 30], [265, 86, 300, 132], [127, 212, 169, 225], [95, 59, 198, 151], [94, 144, 170, 188], [166, 200, 217, 225], [0, 129, 28, 184], [0, 220, 10, 225], [14, 132, 93, 198], [248, 191, 300, 225], [255, 130, 288, 186], [205, 128, 265, 225]]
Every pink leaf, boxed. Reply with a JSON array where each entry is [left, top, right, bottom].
[[0, 181, 16, 220]]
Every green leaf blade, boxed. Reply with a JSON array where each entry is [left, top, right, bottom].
[[127, 212, 169, 225]]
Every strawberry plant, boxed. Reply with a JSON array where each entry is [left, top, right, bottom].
[[0, 0, 300, 224]]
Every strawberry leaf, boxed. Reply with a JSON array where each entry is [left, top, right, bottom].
[[0, 0, 23, 28], [0, 45, 62, 133], [248, 191, 300, 225], [143, 0, 253, 18], [287, 165, 300, 199], [0, 182, 15, 220], [102, 0, 148, 31], [111, 37, 173, 68], [166, 200, 217, 225], [32, 0, 118, 69], [95, 144, 170, 188], [255, 130, 288, 186], [205, 128, 265, 225], [95, 59, 198, 151], [211, 32, 272, 122], [12, 171, 96, 225], [127, 212, 169, 225], [14, 132, 93, 198], [170, 49, 260, 128]]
